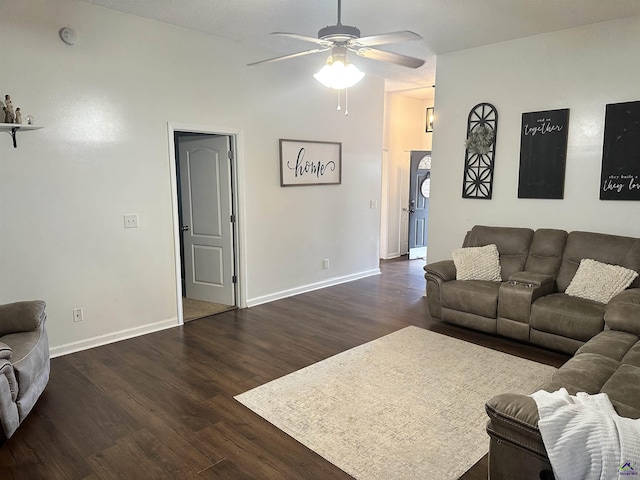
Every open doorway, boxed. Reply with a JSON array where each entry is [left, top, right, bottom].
[[379, 93, 433, 261], [168, 124, 244, 324]]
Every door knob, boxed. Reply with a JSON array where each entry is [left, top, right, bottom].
[[181, 225, 190, 232]]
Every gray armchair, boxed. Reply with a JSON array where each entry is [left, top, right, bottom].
[[0, 300, 50, 441]]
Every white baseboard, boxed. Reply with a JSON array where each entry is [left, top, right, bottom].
[[247, 268, 381, 307], [50, 269, 381, 357], [50, 318, 179, 358]]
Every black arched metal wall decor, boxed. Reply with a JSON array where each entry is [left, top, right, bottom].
[[462, 103, 498, 199]]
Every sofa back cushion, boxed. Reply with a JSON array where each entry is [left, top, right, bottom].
[[604, 289, 640, 336], [524, 229, 568, 276], [556, 231, 640, 292], [463, 226, 534, 280]]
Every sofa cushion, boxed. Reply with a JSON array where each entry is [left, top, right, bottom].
[[601, 364, 640, 418], [463, 225, 533, 280], [621, 341, 640, 368], [550, 353, 620, 394], [524, 228, 568, 276], [605, 288, 640, 336], [441, 280, 501, 318], [565, 259, 638, 303], [576, 329, 639, 362], [452, 244, 501, 281], [556, 231, 640, 292], [530, 293, 605, 342]]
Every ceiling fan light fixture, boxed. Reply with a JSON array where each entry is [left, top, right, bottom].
[[314, 57, 364, 90]]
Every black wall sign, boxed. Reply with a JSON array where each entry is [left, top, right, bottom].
[[518, 108, 570, 199], [600, 101, 640, 200]]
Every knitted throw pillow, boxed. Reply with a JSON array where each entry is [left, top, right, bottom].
[[452, 244, 502, 281], [565, 258, 639, 304]]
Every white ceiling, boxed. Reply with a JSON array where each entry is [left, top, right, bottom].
[[81, 0, 640, 100]]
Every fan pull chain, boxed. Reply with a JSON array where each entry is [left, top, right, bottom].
[[345, 87, 349, 116], [335, 89, 350, 115]]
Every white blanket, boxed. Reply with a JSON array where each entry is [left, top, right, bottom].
[[531, 388, 640, 480]]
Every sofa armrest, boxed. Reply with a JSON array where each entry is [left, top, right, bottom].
[[486, 393, 546, 456], [605, 288, 640, 335], [0, 342, 11, 360], [424, 260, 456, 282], [0, 301, 47, 337], [508, 271, 555, 288], [423, 261, 456, 320], [0, 359, 18, 402], [486, 393, 555, 480]]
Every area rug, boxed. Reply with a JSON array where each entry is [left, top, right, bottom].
[[235, 326, 556, 480]]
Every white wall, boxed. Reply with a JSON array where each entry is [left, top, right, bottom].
[[0, 0, 384, 355], [380, 93, 432, 259], [428, 16, 640, 263]]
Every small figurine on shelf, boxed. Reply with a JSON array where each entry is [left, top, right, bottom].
[[3, 106, 11, 123], [26, 115, 34, 125], [4, 95, 16, 123], [15, 108, 22, 124]]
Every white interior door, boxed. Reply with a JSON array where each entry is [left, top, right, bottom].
[[178, 135, 235, 305]]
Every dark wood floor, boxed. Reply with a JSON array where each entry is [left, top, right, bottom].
[[0, 258, 569, 479]]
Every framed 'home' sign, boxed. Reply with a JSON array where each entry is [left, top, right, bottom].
[[600, 100, 640, 200], [518, 108, 570, 199], [279, 139, 342, 186]]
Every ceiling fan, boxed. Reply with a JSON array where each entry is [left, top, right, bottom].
[[248, 0, 425, 89]]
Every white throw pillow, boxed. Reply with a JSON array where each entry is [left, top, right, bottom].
[[565, 258, 639, 304], [452, 244, 502, 281]]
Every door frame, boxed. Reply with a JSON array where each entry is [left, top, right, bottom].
[[167, 122, 247, 324], [379, 149, 389, 259], [408, 150, 431, 260]]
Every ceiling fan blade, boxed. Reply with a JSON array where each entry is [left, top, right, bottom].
[[350, 30, 422, 47], [271, 32, 334, 47], [247, 47, 330, 66], [353, 47, 425, 69]]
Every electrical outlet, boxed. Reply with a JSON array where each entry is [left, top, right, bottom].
[[323, 258, 330, 269], [124, 214, 139, 228], [73, 308, 83, 322]]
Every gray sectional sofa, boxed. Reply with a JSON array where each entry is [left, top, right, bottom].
[[423, 225, 640, 354], [424, 225, 640, 479]]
